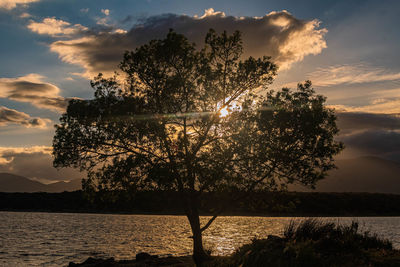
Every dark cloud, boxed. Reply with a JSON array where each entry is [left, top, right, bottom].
[[0, 147, 83, 182], [336, 112, 400, 162], [0, 74, 74, 112], [119, 14, 137, 24], [337, 112, 400, 134], [291, 112, 400, 192], [47, 9, 327, 77], [0, 106, 50, 128], [341, 130, 400, 154]]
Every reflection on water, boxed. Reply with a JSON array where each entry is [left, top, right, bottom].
[[0, 212, 399, 266]]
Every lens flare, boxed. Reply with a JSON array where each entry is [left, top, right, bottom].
[[219, 107, 230, 118]]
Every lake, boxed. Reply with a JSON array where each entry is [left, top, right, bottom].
[[1, 212, 400, 266]]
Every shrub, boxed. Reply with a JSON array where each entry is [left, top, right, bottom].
[[209, 219, 398, 267]]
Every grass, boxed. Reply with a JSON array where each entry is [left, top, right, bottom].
[[206, 219, 400, 267], [283, 219, 392, 251]]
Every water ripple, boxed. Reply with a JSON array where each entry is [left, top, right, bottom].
[[0, 212, 399, 266]]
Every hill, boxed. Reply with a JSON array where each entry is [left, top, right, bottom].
[[45, 179, 82, 192], [1, 156, 399, 194], [0, 173, 81, 193]]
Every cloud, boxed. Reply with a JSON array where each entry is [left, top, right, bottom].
[[80, 8, 89, 13], [195, 7, 225, 19], [331, 99, 400, 114], [308, 63, 400, 87], [30, 9, 327, 77], [0, 73, 74, 112], [0, 146, 83, 181], [325, 83, 400, 114], [0, 106, 50, 128], [101, 8, 109, 16], [337, 112, 400, 135], [96, 9, 112, 26], [96, 17, 109, 26], [27, 17, 88, 37], [335, 112, 400, 162], [340, 130, 400, 161], [0, 0, 39, 10], [19, 12, 31, 18], [112, 28, 127, 34]]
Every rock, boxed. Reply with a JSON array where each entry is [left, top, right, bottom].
[[267, 235, 282, 241], [68, 257, 115, 266], [135, 252, 153, 261]]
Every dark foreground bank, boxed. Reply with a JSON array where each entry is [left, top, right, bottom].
[[68, 219, 400, 267], [2, 190, 400, 216], [68, 255, 194, 267]]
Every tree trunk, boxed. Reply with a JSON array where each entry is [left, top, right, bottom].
[[186, 196, 210, 266]]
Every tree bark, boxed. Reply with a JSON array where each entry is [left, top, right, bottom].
[[186, 195, 210, 266]]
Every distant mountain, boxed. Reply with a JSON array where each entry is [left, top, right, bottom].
[[2, 156, 400, 194], [0, 173, 81, 193], [292, 156, 400, 194], [0, 173, 47, 192], [45, 179, 82, 192]]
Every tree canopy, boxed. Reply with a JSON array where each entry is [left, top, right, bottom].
[[53, 29, 343, 264]]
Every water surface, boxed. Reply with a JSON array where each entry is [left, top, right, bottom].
[[0, 212, 399, 266]]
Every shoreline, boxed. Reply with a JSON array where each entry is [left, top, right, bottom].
[[67, 255, 195, 267], [67, 220, 400, 266], [2, 209, 400, 217], [3, 191, 400, 218]]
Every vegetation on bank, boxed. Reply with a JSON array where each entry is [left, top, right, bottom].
[[1, 190, 400, 216], [69, 219, 400, 267], [209, 219, 400, 267]]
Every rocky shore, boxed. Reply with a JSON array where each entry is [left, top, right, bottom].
[[68, 253, 194, 266], [67, 219, 400, 267]]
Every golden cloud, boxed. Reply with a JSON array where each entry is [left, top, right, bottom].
[[101, 8, 110, 16], [0, 74, 75, 112], [309, 63, 400, 87], [29, 9, 327, 78], [0, 0, 39, 10], [330, 100, 400, 114], [0, 106, 50, 128], [27, 17, 88, 37]]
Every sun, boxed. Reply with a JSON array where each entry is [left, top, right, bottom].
[[219, 107, 230, 118]]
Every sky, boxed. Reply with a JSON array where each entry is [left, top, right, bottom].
[[0, 0, 400, 183]]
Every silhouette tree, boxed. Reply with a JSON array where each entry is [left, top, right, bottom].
[[53, 29, 343, 264]]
